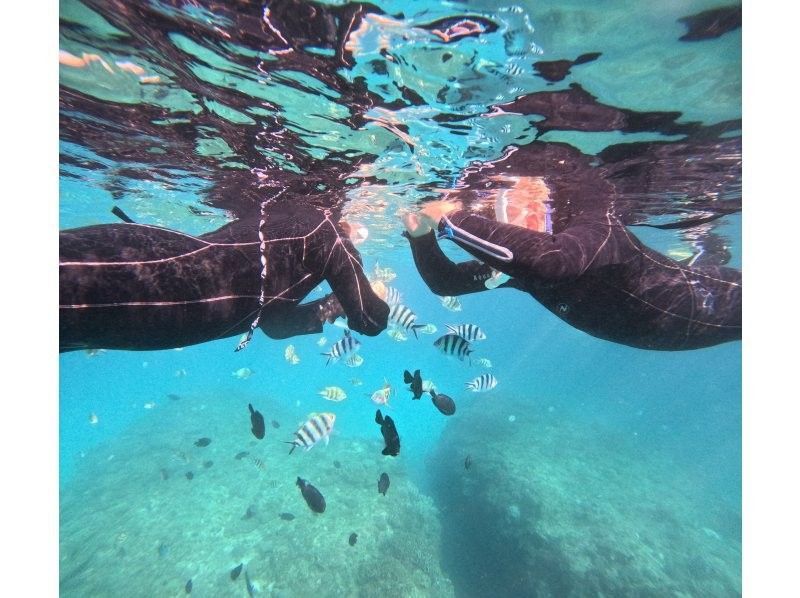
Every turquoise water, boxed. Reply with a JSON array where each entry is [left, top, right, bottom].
[[60, 0, 741, 595]]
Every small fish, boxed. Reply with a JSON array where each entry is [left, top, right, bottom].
[[249, 403, 266, 439], [167, 393, 182, 401], [288, 354, 300, 365], [194, 437, 212, 447], [465, 373, 498, 392], [404, 369, 423, 400], [464, 455, 472, 470], [370, 380, 393, 406], [446, 323, 487, 341], [185, 471, 194, 480], [185, 578, 193, 594], [441, 295, 463, 312], [333, 460, 342, 469], [475, 358, 493, 368], [349, 532, 358, 546], [285, 412, 336, 453], [242, 505, 256, 520], [345, 354, 364, 368], [232, 367, 255, 379], [350, 378, 363, 386], [234, 451, 250, 460], [378, 472, 390, 496], [203, 460, 213, 468], [434, 334, 473, 362], [158, 542, 169, 557], [318, 386, 347, 402], [385, 286, 402, 306], [296, 477, 326, 513], [251, 457, 266, 471], [430, 389, 456, 415], [389, 304, 426, 338], [88, 413, 99, 425], [271, 420, 281, 429], [373, 262, 397, 282], [422, 380, 437, 393], [174, 368, 188, 377], [387, 327, 408, 342], [285, 344, 301, 365], [322, 329, 361, 365], [419, 323, 438, 335], [375, 409, 400, 457], [279, 512, 296, 521], [143, 401, 156, 409], [245, 570, 255, 598], [231, 563, 243, 581], [316, 336, 328, 347]]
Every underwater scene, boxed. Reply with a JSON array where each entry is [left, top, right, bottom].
[[59, 0, 742, 596]]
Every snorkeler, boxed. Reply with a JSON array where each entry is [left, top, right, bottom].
[[403, 200, 741, 351], [59, 205, 389, 352]]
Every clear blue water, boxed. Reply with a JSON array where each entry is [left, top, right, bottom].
[[60, 0, 741, 595]]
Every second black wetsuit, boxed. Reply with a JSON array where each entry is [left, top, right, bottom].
[[406, 210, 741, 350]]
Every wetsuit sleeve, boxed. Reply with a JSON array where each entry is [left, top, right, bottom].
[[322, 236, 389, 336], [258, 294, 336, 339], [442, 210, 627, 283], [403, 230, 499, 296]]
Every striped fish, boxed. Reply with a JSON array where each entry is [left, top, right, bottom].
[[446, 324, 487, 341], [318, 386, 347, 402], [389, 304, 426, 338], [251, 456, 266, 471], [387, 327, 408, 342], [440, 296, 463, 312], [345, 354, 364, 368], [419, 323, 438, 335], [285, 412, 336, 454], [475, 357, 493, 368], [465, 374, 498, 392], [385, 286, 402, 306], [322, 330, 361, 365], [434, 334, 473, 362]]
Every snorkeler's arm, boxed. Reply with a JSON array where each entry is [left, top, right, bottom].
[[258, 294, 341, 339], [439, 210, 626, 283], [403, 230, 503, 295], [322, 236, 389, 336]]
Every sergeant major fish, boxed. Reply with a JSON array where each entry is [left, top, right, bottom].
[[446, 323, 487, 341], [434, 334, 473, 362], [318, 386, 347, 402], [285, 413, 336, 453], [440, 295, 463, 312], [322, 330, 361, 365], [389, 304, 426, 339], [465, 373, 498, 392]]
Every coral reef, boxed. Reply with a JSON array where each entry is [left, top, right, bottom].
[[428, 395, 741, 597], [60, 393, 453, 597]]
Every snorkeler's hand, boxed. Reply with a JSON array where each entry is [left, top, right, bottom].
[[420, 200, 462, 226], [402, 213, 433, 238]]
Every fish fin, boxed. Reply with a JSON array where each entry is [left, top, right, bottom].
[[375, 410, 383, 424], [284, 441, 298, 454], [403, 370, 413, 383], [324, 435, 330, 446], [411, 324, 425, 339]]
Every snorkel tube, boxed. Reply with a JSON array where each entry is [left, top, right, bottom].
[[437, 214, 514, 263]]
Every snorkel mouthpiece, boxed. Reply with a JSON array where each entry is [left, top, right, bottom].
[[438, 214, 514, 263]]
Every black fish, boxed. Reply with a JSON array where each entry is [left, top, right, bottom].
[[375, 410, 400, 457], [248, 403, 265, 439], [279, 512, 295, 521], [245, 570, 255, 598], [185, 578, 192, 594], [242, 505, 256, 520], [203, 460, 213, 468], [464, 455, 472, 470], [533, 52, 601, 83], [185, 471, 194, 480], [296, 477, 326, 513], [158, 542, 169, 558], [230, 563, 243, 581], [348, 532, 358, 546], [234, 451, 250, 460], [194, 437, 211, 447], [430, 389, 456, 416], [167, 393, 181, 401], [271, 419, 281, 429], [403, 369, 423, 400], [378, 472, 390, 496], [333, 460, 342, 469]]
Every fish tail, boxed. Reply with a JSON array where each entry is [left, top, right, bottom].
[[411, 324, 425, 339], [284, 441, 298, 454], [403, 370, 413, 384]]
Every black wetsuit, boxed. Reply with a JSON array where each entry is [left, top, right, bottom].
[[60, 208, 388, 352], [406, 210, 741, 350]]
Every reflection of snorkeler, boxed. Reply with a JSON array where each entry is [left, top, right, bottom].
[[403, 191, 741, 350], [60, 206, 388, 352]]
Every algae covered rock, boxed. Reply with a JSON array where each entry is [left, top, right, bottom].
[[428, 396, 741, 597], [60, 393, 454, 597]]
